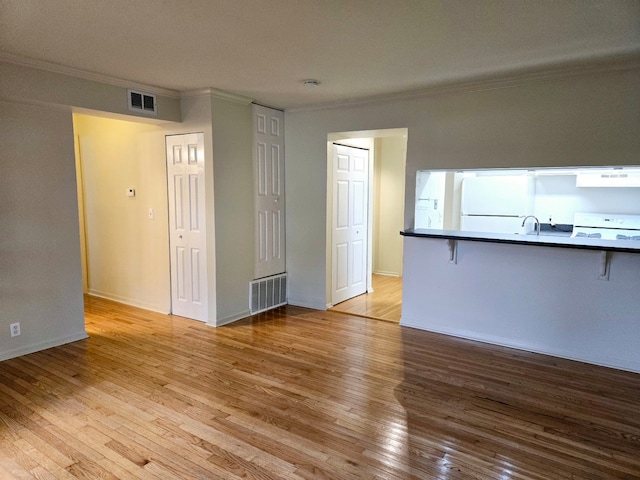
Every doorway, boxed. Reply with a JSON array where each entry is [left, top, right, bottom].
[[330, 274, 402, 322], [73, 113, 172, 314], [326, 129, 407, 322]]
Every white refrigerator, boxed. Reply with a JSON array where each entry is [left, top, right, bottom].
[[460, 176, 534, 234]]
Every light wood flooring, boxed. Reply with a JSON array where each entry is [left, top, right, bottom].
[[1, 296, 640, 479], [330, 274, 402, 322]]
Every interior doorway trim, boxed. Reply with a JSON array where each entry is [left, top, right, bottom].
[[325, 128, 408, 309]]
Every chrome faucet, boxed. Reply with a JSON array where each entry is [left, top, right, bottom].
[[521, 215, 540, 235]]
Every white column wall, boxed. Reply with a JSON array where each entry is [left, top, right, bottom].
[[210, 96, 254, 325]]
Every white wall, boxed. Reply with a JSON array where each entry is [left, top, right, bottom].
[[0, 61, 181, 123], [0, 101, 87, 361], [0, 59, 182, 361], [2, 61, 257, 357], [285, 67, 640, 310], [74, 114, 170, 313], [373, 136, 406, 276]]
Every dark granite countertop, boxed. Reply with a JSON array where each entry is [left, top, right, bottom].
[[401, 227, 640, 253]]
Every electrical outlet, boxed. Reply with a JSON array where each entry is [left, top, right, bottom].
[[10, 322, 20, 337]]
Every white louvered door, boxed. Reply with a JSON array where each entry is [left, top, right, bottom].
[[166, 133, 207, 322], [253, 104, 285, 279]]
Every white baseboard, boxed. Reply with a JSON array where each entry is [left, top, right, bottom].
[[88, 289, 170, 314], [214, 309, 251, 327], [400, 316, 640, 375], [0, 331, 89, 362], [287, 299, 327, 311]]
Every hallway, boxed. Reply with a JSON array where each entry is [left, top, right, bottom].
[[330, 274, 402, 322]]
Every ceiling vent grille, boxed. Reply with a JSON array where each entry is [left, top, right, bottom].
[[128, 89, 157, 115]]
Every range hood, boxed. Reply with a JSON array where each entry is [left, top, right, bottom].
[[576, 169, 640, 187]]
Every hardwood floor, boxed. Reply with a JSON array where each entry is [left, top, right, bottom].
[[1, 296, 640, 479], [330, 274, 402, 322]]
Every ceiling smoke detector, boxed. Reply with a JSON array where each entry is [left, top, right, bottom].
[[303, 79, 321, 87]]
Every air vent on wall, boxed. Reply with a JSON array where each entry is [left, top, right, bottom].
[[128, 89, 157, 115], [249, 273, 287, 315]]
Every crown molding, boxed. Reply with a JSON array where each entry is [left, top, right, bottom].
[[181, 87, 253, 105], [0, 95, 72, 113], [3, 49, 638, 113], [287, 52, 640, 113], [180, 88, 213, 98], [0, 51, 181, 98]]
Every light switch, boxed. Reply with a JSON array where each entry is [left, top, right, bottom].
[[148, 208, 154, 219], [127, 188, 136, 197]]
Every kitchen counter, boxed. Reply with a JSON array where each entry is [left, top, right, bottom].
[[401, 228, 640, 253], [400, 232, 640, 373]]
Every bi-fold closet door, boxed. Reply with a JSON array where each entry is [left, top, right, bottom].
[[166, 133, 207, 322], [253, 104, 285, 280]]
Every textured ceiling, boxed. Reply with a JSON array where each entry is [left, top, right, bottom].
[[1, 0, 639, 109]]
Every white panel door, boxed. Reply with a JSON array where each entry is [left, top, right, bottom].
[[166, 133, 207, 322], [253, 104, 285, 279], [332, 144, 369, 305]]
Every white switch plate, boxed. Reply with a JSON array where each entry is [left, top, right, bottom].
[[127, 188, 135, 197], [10, 322, 20, 337], [148, 208, 154, 219]]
